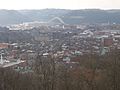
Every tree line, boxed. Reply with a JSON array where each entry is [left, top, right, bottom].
[[0, 49, 120, 90]]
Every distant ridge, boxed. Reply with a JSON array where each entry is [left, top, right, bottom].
[[1, 9, 120, 25]]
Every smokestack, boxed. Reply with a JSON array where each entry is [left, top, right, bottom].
[[0, 54, 3, 64]]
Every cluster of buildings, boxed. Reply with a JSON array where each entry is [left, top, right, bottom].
[[0, 23, 120, 71]]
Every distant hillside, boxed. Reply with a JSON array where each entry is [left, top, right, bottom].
[[0, 10, 31, 25], [18, 9, 70, 22], [1, 9, 120, 25], [63, 9, 120, 24]]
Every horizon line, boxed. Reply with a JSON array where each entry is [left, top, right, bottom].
[[0, 8, 120, 11]]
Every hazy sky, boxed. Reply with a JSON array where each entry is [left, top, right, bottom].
[[0, 0, 120, 10]]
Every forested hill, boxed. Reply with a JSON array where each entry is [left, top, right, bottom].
[[1, 9, 120, 25]]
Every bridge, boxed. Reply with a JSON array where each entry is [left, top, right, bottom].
[[48, 17, 66, 25]]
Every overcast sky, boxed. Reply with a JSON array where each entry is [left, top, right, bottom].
[[0, 0, 120, 10]]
